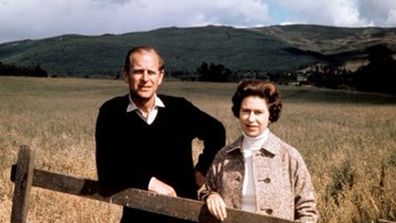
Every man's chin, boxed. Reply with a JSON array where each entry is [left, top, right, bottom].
[[136, 92, 154, 99]]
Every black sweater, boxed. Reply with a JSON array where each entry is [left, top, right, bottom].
[[95, 94, 226, 222]]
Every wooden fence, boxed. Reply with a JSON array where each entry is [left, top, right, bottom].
[[10, 145, 296, 223]]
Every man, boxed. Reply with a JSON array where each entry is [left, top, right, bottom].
[[95, 46, 226, 222]]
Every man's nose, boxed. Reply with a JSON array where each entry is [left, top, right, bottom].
[[141, 71, 149, 81]]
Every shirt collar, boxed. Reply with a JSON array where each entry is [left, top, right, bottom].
[[225, 130, 280, 156], [126, 94, 165, 113]]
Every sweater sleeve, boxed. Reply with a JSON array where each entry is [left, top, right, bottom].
[[183, 98, 226, 175], [95, 104, 116, 189]]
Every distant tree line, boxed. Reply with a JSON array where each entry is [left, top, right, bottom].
[[0, 62, 48, 77], [196, 62, 231, 82], [171, 62, 286, 83], [306, 44, 396, 94], [169, 44, 396, 95]]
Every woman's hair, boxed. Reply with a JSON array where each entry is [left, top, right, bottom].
[[231, 80, 282, 123]]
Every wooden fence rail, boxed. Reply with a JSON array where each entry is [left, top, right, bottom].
[[10, 145, 294, 223]]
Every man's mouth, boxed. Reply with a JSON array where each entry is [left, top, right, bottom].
[[139, 85, 151, 89]]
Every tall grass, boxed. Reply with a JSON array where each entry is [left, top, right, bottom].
[[0, 76, 395, 222]]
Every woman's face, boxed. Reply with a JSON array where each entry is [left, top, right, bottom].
[[239, 96, 270, 137]]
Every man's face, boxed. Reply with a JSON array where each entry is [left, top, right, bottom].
[[127, 50, 164, 101]]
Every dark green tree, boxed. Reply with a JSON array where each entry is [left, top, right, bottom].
[[197, 62, 231, 82], [353, 44, 396, 94]]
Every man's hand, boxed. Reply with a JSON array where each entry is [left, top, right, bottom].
[[148, 177, 177, 197], [195, 170, 206, 187], [206, 192, 227, 221]]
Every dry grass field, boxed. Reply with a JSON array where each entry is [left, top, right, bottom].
[[1, 76, 395, 222]]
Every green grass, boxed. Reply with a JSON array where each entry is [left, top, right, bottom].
[[0, 76, 395, 222]]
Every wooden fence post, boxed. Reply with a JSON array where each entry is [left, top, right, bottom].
[[9, 145, 294, 223], [11, 145, 35, 223]]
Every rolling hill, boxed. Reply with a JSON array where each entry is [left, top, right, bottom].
[[0, 24, 395, 77]]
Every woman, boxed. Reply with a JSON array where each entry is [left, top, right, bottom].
[[199, 80, 318, 222]]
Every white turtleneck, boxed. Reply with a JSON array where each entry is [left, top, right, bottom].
[[241, 128, 270, 213]]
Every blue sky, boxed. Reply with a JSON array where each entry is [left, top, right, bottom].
[[0, 0, 395, 44], [267, 1, 288, 24]]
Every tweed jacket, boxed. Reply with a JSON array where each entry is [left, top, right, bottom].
[[200, 132, 318, 222]]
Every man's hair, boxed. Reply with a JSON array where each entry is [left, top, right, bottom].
[[231, 79, 282, 123], [123, 46, 165, 73]]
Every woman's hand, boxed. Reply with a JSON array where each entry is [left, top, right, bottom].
[[206, 192, 227, 221]]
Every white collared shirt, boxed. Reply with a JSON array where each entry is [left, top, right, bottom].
[[126, 94, 165, 125]]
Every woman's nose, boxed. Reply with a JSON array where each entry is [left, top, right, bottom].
[[248, 112, 255, 122]]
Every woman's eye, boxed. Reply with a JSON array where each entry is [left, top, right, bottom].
[[254, 110, 266, 116], [241, 109, 250, 114]]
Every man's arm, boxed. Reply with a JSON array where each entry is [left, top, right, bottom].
[[185, 99, 226, 178], [95, 105, 114, 188], [194, 170, 206, 187]]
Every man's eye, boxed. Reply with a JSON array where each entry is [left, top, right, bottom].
[[132, 70, 143, 75]]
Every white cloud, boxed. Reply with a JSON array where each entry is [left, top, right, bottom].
[[386, 8, 396, 25], [269, 0, 396, 27], [111, 0, 270, 29], [202, 0, 270, 26], [91, 0, 133, 4], [0, 0, 271, 43], [0, 0, 395, 43], [357, 0, 396, 27], [273, 0, 373, 27]]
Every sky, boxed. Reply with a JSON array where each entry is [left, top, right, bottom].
[[1, 0, 396, 44]]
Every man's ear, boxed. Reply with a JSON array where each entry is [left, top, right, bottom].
[[158, 70, 165, 85], [123, 70, 129, 82]]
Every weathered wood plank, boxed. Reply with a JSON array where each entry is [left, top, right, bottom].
[[10, 146, 293, 223], [11, 145, 35, 223], [379, 219, 396, 223], [11, 167, 293, 222]]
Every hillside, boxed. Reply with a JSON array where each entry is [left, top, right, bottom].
[[0, 25, 395, 77], [252, 25, 396, 63]]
